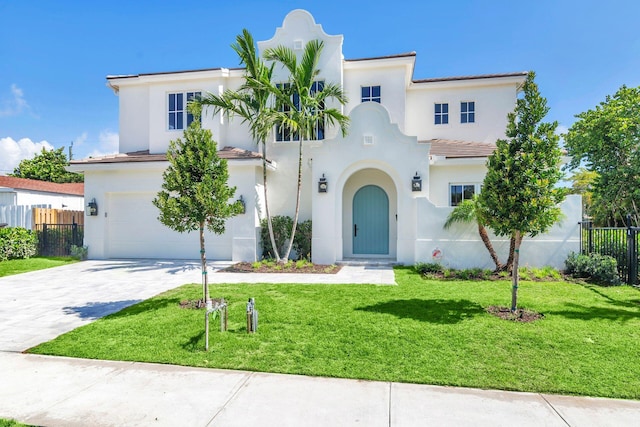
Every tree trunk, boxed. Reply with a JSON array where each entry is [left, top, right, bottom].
[[281, 137, 303, 261], [262, 143, 281, 262], [511, 230, 522, 313], [199, 221, 210, 306], [478, 224, 503, 271], [505, 233, 524, 273]]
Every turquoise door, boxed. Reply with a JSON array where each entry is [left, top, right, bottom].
[[353, 185, 389, 254]]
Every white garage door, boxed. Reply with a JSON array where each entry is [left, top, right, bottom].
[[106, 192, 232, 260]]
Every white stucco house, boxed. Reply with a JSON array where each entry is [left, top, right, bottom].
[[70, 9, 580, 268]]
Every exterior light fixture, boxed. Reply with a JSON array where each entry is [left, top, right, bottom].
[[238, 195, 246, 214], [412, 172, 422, 192], [318, 174, 328, 193], [87, 198, 98, 216]]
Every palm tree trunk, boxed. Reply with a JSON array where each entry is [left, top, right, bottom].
[[282, 137, 303, 261], [262, 142, 281, 262], [511, 230, 522, 313], [478, 224, 503, 271]]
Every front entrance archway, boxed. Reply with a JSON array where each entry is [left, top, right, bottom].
[[353, 185, 389, 254]]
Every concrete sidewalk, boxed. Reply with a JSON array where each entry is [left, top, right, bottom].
[[1, 352, 639, 427], [1, 260, 639, 426]]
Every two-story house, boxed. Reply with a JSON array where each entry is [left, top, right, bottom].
[[70, 9, 580, 268]]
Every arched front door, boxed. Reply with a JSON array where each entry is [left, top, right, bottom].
[[353, 185, 389, 254]]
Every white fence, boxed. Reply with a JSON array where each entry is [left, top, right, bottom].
[[0, 204, 50, 229]]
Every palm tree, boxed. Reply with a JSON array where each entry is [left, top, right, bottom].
[[263, 40, 350, 261], [443, 195, 504, 271], [197, 29, 284, 261]]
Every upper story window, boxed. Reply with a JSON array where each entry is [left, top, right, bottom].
[[461, 101, 475, 123], [168, 91, 201, 130], [450, 183, 478, 206], [435, 103, 449, 125], [361, 85, 381, 103], [275, 81, 325, 142]]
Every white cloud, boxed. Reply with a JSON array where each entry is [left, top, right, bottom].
[[0, 137, 54, 175], [0, 84, 29, 117], [86, 130, 119, 158]]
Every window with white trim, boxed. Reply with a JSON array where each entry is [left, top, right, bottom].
[[461, 101, 475, 123], [361, 85, 381, 103], [450, 183, 479, 206], [435, 103, 448, 125], [168, 91, 201, 130]]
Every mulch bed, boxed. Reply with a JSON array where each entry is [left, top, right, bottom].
[[220, 262, 341, 274], [486, 305, 544, 322]]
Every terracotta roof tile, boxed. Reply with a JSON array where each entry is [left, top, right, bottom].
[[424, 139, 496, 159], [0, 176, 84, 196]]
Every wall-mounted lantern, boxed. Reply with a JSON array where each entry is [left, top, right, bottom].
[[318, 174, 328, 193], [412, 172, 422, 192], [238, 195, 246, 214], [86, 198, 98, 216]]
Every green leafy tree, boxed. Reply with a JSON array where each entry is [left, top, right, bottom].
[[263, 39, 349, 260], [197, 30, 284, 261], [12, 147, 83, 183], [153, 107, 242, 314], [566, 168, 598, 220], [564, 85, 640, 227], [480, 71, 565, 312]]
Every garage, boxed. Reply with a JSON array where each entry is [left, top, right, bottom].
[[105, 192, 232, 260]]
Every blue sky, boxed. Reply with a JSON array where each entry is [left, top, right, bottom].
[[1, 0, 638, 174]]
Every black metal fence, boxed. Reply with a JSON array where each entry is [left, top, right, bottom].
[[35, 223, 84, 257], [580, 220, 639, 286]]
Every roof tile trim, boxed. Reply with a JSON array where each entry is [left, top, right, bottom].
[[70, 146, 266, 165], [0, 176, 84, 196], [413, 71, 528, 84]]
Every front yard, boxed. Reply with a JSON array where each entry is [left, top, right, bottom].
[[28, 267, 640, 399]]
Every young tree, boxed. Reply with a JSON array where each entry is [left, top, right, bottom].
[[263, 40, 349, 261], [564, 85, 640, 227], [12, 147, 83, 183], [197, 29, 285, 261], [153, 107, 242, 311], [480, 72, 565, 312]]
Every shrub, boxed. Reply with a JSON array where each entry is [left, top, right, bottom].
[[260, 216, 312, 260], [565, 252, 621, 286], [0, 227, 37, 261], [414, 262, 444, 275], [70, 245, 88, 260], [294, 220, 312, 261]]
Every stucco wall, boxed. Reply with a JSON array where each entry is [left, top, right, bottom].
[[406, 81, 518, 143], [82, 162, 260, 261], [415, 194, 582, 270]]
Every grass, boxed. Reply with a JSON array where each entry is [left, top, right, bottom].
[[0, 419, 32, 427], [0, 256, 77, 277], [28, 267, 640, 399]]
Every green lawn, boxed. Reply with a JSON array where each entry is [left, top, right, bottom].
[[0, 257, 77, 277], [29, 267, 640, 399]]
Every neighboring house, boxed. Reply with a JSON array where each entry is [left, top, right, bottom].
[[0, 176, 84, 228], [70, 9, 580, 268]]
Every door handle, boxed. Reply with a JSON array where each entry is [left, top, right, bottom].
[[354, 224, 357, 237]]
